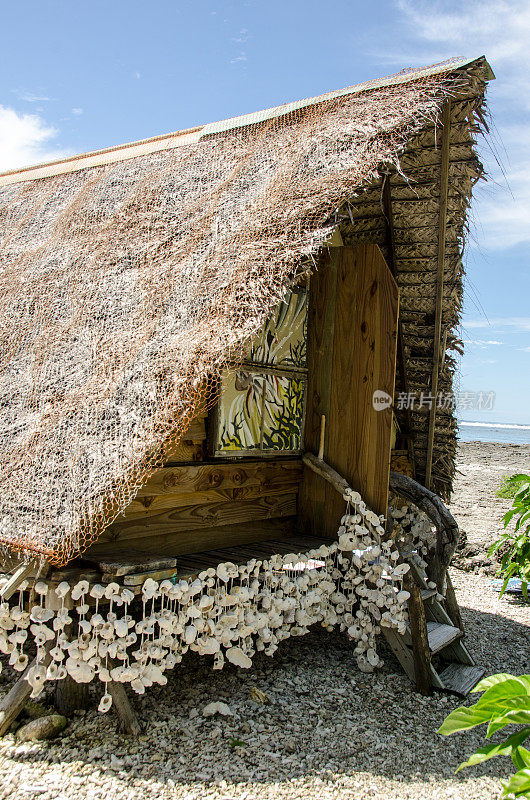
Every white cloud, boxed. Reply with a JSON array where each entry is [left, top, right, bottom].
[[133, 71, 142, 80], [71, 107, 83, 116], [0, 106, 70, 172], [230, 52, 247, 64], [519, 346, 530, 352], [232, 28, 248, 43], [465, 316, 530, 331], [463, 338, 503, 346], [16, 91, 52, 103]]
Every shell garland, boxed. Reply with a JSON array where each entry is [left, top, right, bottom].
[[0, 489, 417, 712]]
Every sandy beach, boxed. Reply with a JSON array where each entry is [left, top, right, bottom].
[[449, 440, 530, 572]]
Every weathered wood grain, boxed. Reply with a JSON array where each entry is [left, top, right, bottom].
[[106, 492, 297, 543], [87, 516, 297, 558], [299, 245, 399, 538], [297, 249, 338, 537], [121, 470, 302, 520], [134, 459, 302, 498], [95, 552, 177, 577]]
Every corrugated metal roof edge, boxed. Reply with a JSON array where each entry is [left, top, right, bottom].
[[0, 56, 493, 187]]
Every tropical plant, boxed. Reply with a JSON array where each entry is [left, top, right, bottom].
[[488, 474, 530, 601], [497, 475, 530, 500], [438, 673, 530, 798]]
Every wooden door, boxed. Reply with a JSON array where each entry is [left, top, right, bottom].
[[298, 244, 399, 536]]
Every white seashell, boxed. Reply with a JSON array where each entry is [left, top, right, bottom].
[[50, 645, 65, 662], [184, 625, 198, 644], [55, 581, 70, 599], [34, 581, 48, 595], [12, 653, 29, 672], [98, 693, 113, 713], [105, 582, 121, 599], [31, 624, 55, 643], [10, 629, 28, 645], [90, 584, 106, 600], [225, 646, 252, 668], [396, 590, 410, 604], [131, 678, 146, 694], [99, 622, 115, 640], [202, 701, 233, 717], [71, 580, 89, 601], [114, 619, 129, 638], [199, 594, 214, 611], [30, 606, 54, 623], [66, 657, 95, 683], [25, 663, 47, 696]]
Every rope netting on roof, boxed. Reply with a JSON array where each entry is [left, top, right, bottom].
[[0, 64, 470, 566]]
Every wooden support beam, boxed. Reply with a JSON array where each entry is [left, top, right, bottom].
[[0, 561, 37, 601], [389, 470, 460, 594], [381, 173, 416, 476], [109, 682, 142, 736], [404, 573, 432, 696], [425, 100, 452, 489], [0, 646, 53, 737], [303, 452, 350, 498]]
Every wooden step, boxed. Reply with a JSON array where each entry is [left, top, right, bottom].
[[427, 622, 463, 654], [438, 663, 486, 696], [420, 588, 437, 601]]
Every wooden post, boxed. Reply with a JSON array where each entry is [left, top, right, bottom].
[[404, 573, 432, 696], [0, 561, 37, 601], [54, 677, 89, 716], [425, 100, 452, 489], [0, 646, 53, 737], [47, 588, 89, 715], [381, 173, 416, 477], [444, 572, 465, 633], [108, 682, 142, 736]]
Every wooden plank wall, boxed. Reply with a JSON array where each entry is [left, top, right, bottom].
[[298, 244, 399, 538], [92, 460, 302, 557]]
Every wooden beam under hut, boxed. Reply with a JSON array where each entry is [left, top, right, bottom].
[[425, 100, 452, 489], [381, 171, 416, 477]]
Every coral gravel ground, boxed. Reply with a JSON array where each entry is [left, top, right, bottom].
[[0, 440, 528, 800], [0, 567, 527, 800]]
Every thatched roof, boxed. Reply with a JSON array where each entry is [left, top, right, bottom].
[[0, 56, 492, 566]]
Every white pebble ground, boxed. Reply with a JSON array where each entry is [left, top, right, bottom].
[[0, 567, 528, 800]]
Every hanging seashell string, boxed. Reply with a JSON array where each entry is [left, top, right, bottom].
[[0, 489, 439, 711]]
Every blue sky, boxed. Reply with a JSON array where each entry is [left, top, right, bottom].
[[1, 0, 529, 424]]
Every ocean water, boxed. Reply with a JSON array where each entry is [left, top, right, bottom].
[[458, 421, 530, 445]]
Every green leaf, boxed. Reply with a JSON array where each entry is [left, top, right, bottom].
[[513, 746, 530, 771], [472, 674, 518, 693], [476, 677, 530, 707], [487, 708, 530, 738], [501, 768, 530, 798], [438, 704, 501, 735], [456, 729, 530, 773]]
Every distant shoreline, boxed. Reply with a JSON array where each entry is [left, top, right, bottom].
[[457, 422, 530, 446]]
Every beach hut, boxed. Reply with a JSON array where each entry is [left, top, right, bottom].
[[0, 56, 493, 732]]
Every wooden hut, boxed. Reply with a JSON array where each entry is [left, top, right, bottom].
[[0, 56, 493, 732]]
